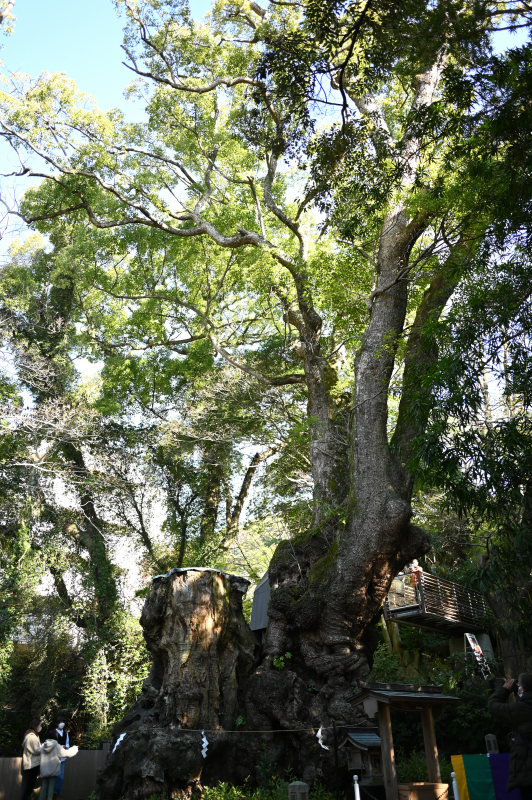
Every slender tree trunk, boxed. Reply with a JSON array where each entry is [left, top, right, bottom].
[[200, 464, 221, 543], [61, 441, 118, 628]]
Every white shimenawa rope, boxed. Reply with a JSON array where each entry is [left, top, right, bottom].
[[113, 724, 336, 760]]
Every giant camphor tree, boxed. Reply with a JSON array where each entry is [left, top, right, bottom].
[[2, 0, 532, 795]]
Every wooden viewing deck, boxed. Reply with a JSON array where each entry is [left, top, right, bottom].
[[383, 572, 493, 635]]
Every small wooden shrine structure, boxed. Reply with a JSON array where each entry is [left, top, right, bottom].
[[350, 681, 460, 800], [338, 727, 383, 785]]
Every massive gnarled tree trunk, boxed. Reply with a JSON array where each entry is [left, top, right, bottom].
[[97, 568, 258, 799]]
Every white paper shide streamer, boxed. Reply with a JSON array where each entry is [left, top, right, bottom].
[[113, 732, 127, 753], [316, 728, 329, 750], [201, 730, 209, 758]]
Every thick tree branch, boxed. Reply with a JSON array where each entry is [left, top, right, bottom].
[[399, 49, 447, 186], [0, 122, 278, 250], [248, 177, 266, 238], [0, 0, 14, 25], [249, 2, 267, 18], [353, 94, 394, 155], [38, 504, 89, 628], [335, 0, 374, 123], [207, 329, 305, 386], [47, 563, 87, 629], [128, 492, 163, 569], [337, 238, 376, 266], [122, 57, 263, 95], [229, 447, 278, 532], [390, 240, 473, 496], [264, 154, 307, 260], [353, 49, 446, 183], [199, 464, 221, 545]]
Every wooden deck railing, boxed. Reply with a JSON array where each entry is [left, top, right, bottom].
[[386, 572, 491, 629]]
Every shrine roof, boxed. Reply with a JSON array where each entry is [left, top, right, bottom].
[[350, 680, 459, 707], [346, 729, 381, 749]]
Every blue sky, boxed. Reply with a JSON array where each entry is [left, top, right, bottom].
[[1, 0, 212, 116]]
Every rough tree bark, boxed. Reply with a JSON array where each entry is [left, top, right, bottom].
[[245, 56, 452, 745], [97, 568, 260, 799], [97, 564, 372, 799]]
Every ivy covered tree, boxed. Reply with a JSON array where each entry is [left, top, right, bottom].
[[0, 231, 154, 747]]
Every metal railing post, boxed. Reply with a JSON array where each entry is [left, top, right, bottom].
[[453, 585, 462, 622], [451, 771, 460, 800], [419, 572, 426, 613]]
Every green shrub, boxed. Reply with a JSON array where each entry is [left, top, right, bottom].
[[100, 774, 336, 800], [202, 778, 334, 800], [368, 643, 400, 682], [396, 751, 452, 784]]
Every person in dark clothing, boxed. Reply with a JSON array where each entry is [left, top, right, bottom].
[[53, 716, 71, 799], [489, 673, 532, 800], [20, 718, 42, 800]]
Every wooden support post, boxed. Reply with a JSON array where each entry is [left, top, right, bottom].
[[420, 705, 441, 783], [378, 702, 398, 800], [380, 615, 394, 653], [333, 720, 340, 800]]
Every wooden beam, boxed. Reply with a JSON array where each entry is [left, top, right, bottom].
[[420, 705, 441, 783], [378, 701, 398, 800]]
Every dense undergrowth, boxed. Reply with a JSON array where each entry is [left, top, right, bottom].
[[92, 778, 337, 800]]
